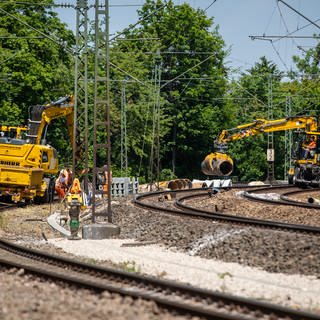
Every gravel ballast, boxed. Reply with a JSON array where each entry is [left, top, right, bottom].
[[49, 237, 320, 313], [1, 188, 320, 317]]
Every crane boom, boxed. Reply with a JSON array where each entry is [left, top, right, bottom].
[[202, 115, 320, 187], [27, 95, 74, 145], [216, 116, 318, 147]]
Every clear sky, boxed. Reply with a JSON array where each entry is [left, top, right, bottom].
[[55, 0, 320, 75]]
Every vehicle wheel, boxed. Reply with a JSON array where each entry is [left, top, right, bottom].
[[293, 167, 302, 187]]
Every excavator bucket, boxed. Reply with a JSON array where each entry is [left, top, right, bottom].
[[201, 152, 234, 176]]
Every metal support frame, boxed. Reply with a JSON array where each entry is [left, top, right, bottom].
[[92, 0, 112, 222], [267, 75, 275, 183], [148, 60, 162, 189], [120, 80, 128, 174], [73, 0, 89, 192], [284, 96, 293, 180]]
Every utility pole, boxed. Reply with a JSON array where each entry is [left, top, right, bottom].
[[120, 80, 128, 175], [149, 53, 162, 189], [92, 0, 112, 223], [73, 0, 89, 192], [267, 74, 275, 184], [284, 95, 293, 180]]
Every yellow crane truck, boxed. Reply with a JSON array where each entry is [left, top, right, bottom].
[[0, 95, 74, 203], [201, 115, 320, 186]]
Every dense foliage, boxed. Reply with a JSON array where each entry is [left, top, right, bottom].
[[111, 0, 228, 179], [1, 0, 319, 182]]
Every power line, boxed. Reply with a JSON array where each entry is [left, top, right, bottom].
[[109, 2, 169, 43], [277, 0, 320, 30], [204, 0, 218, 11], [0, 2, 75, 8], [0, 7, 73, 54], [160, 53, 217, 89], [250, 35, 320, 40], [0, 36, 45, 39]]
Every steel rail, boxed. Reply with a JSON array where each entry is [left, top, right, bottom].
[[175, 192, 320, 234], [0, 239, 319, 320], [134, 186, 320, 234], [0, 202, 23, 212], [280, 188, 320, 207], [243, 186, 320, 209]]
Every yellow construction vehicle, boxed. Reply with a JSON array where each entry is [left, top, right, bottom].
[[0, 95, 74, 203], [0, 125, 28, 139], [201, 115, 320, 186]]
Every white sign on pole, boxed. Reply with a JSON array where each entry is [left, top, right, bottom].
[[267, 149, 274, 162]]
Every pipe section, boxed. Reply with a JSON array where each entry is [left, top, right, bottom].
[[308, 197, 320, 204], [159, 179, 192, 190], [201, 152, 234, 176]]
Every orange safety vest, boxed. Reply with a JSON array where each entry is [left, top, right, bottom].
[[70, 178, 81, 194], [308, 140, 316, 149]]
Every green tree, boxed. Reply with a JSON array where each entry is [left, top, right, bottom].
[[111, 0, 228, 179], [0, 0, 75, 124]]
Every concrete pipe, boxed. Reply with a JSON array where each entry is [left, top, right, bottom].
[[307, 197, 320, 204], [167, 180, 179, 190], [201, 152, 234, 176], [183, 179, 192, 189], [175, 179, 183, 189], [180, 179, 188, 189]]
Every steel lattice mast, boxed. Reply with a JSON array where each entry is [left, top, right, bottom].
[[73, 0, 89, 192]]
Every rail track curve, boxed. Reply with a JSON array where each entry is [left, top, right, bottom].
[[134, 185, 320, 234]]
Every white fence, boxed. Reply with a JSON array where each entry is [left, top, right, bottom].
[[111, 177, 139, 197]]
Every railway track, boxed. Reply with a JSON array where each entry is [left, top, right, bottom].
[[0, 238, 319, 320], [134, 185, 320, 234], [0, 202, 22, 213], [242, 185, 320, 209]]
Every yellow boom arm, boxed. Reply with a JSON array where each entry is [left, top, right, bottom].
[[27, 95, 74, 145], [216, 116, 318, 146]]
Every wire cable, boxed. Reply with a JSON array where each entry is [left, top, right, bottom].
[[0, 7, 74, 55], [204, 0, 218, 11]]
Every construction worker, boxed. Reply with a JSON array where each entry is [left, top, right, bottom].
[[303, 136, 316, 159], [96, 165, 112, 198], [55, 171, 68, 199], [65, 167, 73, 188]]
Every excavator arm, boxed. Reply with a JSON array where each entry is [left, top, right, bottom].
[[27, 95, 74, 145], [202, 115, 319, 177], [215, 116, 318, 147]]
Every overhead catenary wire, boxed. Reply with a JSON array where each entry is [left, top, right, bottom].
[[204, 0, 218, 11], [277, 0, 320, 30], [276, 0, 299, 70], [0, 7, 74, 55]]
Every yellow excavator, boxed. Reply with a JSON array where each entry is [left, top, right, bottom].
[[0, 95, 74, 203], [201, 115, 320, 186]]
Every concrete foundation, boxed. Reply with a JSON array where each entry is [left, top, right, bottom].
[[82, 223, 120, 240]]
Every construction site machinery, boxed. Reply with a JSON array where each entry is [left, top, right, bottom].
[[201, 115, 320, 186], [0, 125, 28, 139], [0, 95, 74, 203]]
